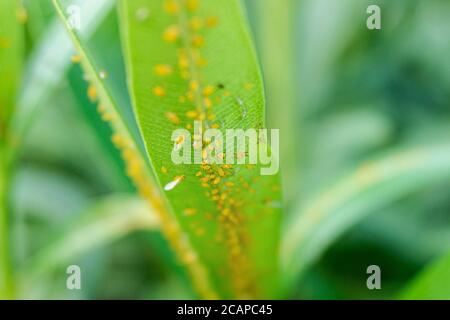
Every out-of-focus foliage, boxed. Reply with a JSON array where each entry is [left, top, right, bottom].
[[0, 0, 449, 299], [400, 250, 450, 299]]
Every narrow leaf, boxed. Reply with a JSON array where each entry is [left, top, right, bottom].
[[18, 195, 158, 286], [283, 144, 450, 283], [0, 0, 24, 139], [0, 0, 24, 299], [53, 0, 219, 299], [120, 0, 282, 298]]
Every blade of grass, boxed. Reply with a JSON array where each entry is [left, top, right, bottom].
[[252, 0, 298, 206], [17, 194, 158, 291], [0, 0, 25, 299], [0, 145, 13, 298], [282, 144, 450, 284], [52, 0, 219, 299], [119, 0, 282, 298], [11, 0, 115, 146]]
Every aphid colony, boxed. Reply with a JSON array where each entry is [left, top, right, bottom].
[[155, 0, 259, 298]]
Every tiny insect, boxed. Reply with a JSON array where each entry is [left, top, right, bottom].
[[164, 175, 185, 191], [99, 70, 108, 79]]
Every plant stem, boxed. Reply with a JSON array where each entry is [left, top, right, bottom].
[[0, 141, 13, 299]]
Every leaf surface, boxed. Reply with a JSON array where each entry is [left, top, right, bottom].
[[119, 0, 282, 298], [282, 144, 450, 285]]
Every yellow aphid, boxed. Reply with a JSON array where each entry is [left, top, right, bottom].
[[161, 166, 168, 174], [127, 160, 142, 178], [186, 92, 195, 101], [179, 95, 186, 103], [111, 134, 127, 148], [225, 182, 234, 187], [71, 55, 81, 63], [122, 149, 134, 161], [163, 25, 180, 42], [186, 0, 199, 12], [164, 0, 180, 14], [164, 175, 185, 191], [153, 86, 166, 97], [198, 112, 206, 121], [155, 64, 173, 76], [244, 83, 254, 90], [87, 85, 98, 102], [196, 56, 208, 67], [190, 80, 199, 91], [97, 104, 107, 113], [195, 171, 202, 177], [101, 112, 114, 122], [16, 7, 28, 24], [213, 177, 221, 185], [202, 149, 208, 160], [207, 114, 216, 121], [211, 123, 220, 129], [217, 168, 225, 177], [186, 110, 199, 119], [203, 97, 212, 108], [179, 54, 190, 69], [189, 17, 203, 31], [203, 86, 215, 96], [206, 16, 219, 27], [186, 123, 193, 129], [175, 134, 186, 146], [165, 112, 180, 124], [192, 35, 205, 48], [195, 228, 205, 236], [184, 208, 197, 216]]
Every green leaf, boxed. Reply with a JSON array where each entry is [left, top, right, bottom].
[[0, 0, 24, 140], [282, 144, 450, 284], [52, 0, 219, 299], [12, 0, 115, 143], [400, 250, 450, 299], [17, 194, 159, 295], [0, 0, 24, 299], [119, 0, 282, 298]]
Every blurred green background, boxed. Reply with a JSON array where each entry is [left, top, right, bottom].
[[2, 0, 450, 299]]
